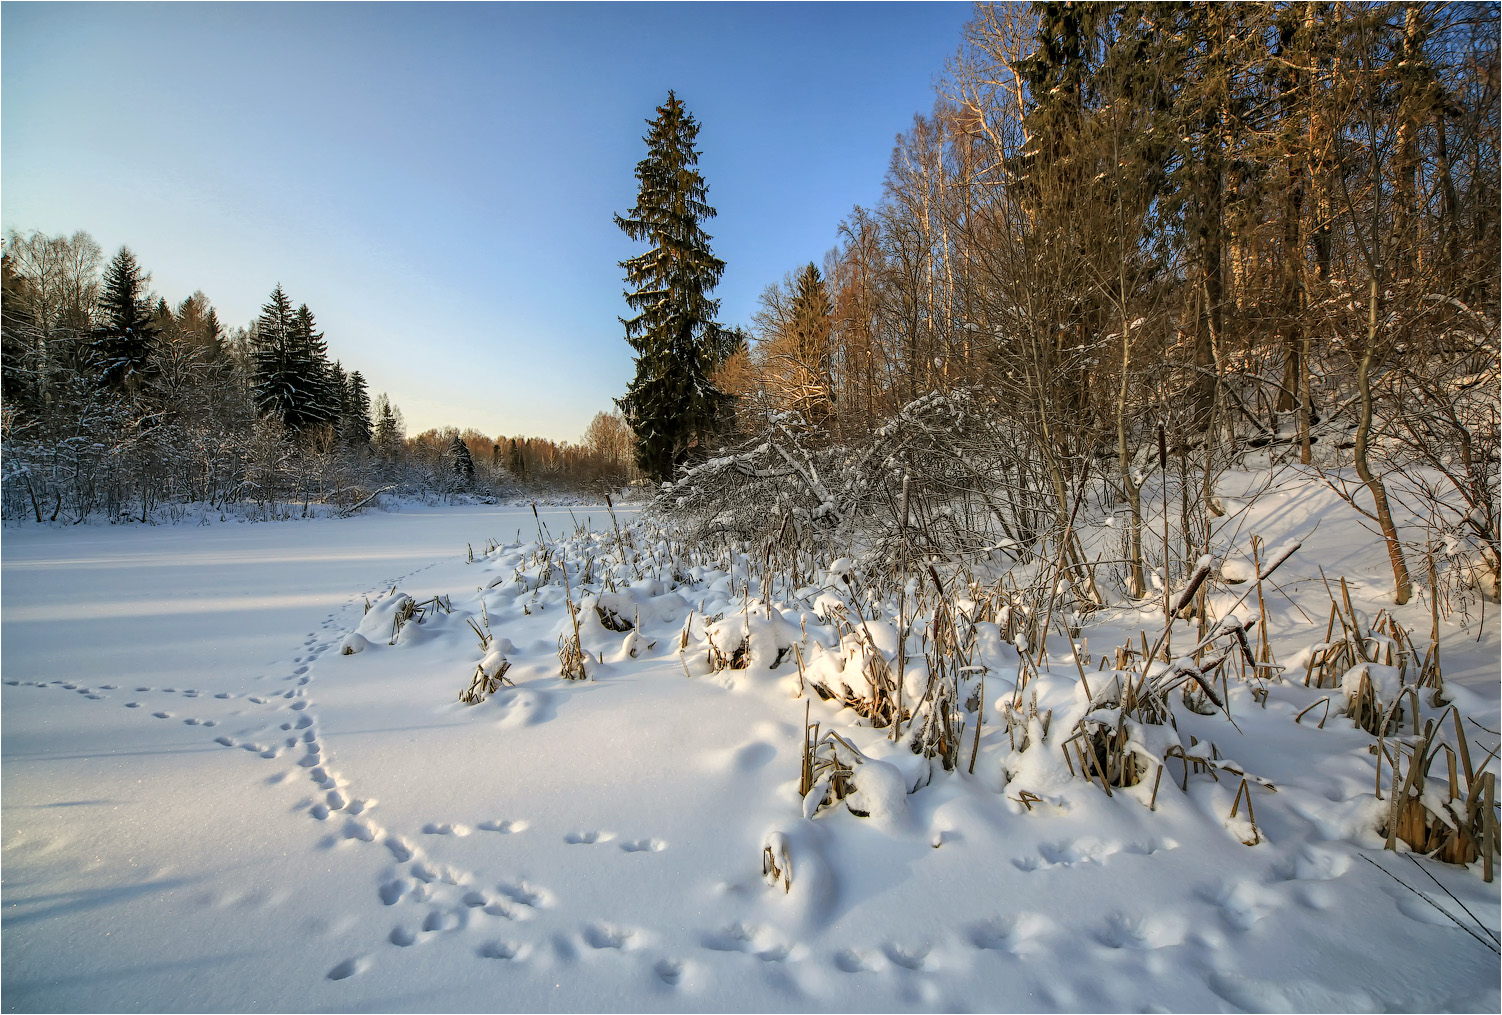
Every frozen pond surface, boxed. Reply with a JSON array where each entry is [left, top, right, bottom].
[[3, 495, 1498, 1014], [2, 505, 622, 1013]]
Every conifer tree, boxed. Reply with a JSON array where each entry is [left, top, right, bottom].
[[251, 289, 340, 435], [788, 263, 835, 425], [201, 307, 223, 361], [329, 359, 348, 424], [251, 284, 301, 429], [92, 246, 159, 394], [373, 393, 403, 459], [343, 370, 373, 446], [508, 437, 526, 478], [289, 303, 336, 431], [448, 432, 475, 482], [615, 91, 726, 484]]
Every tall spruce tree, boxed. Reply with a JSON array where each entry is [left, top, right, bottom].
[[448, 432, 475, 482], [289, 303, 336, 432], [788, 263, 835, 425], [343, 370, 373, 446], [614, 91, 726, 484], [508, 437, 525, 478], [251, 285, 302, 430], [373, 393, 403, 459], [91, 246, 159, 394], [251, 288, 339, 435]]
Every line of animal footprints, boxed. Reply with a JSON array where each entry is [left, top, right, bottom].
[[565, 829, 668, 853], [5, 678, 240, 724], [329, 920, 690, 986]]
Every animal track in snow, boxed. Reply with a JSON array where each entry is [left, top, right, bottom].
[[389, 926, 417, 947], [582, 922, 635, 950], [478, 939, 522, 960], [326, 957, 365, 981], [477, 818, 527, 833], [496, 880, 549, 909], [422, 822, 472, 837], [1090, 911, 1186, 950], [422, 908, 460, 933], [481, 899, 521, 920], [654, 958, 684, 985], [834, 949, 874, 973], [702, 922, 788, 961], [1270, 845, 1351, 883], [342, 818, 379, 843], [619, 838, 666, 853], [1196, 879, 1287, 931], [564, 830, 611, 845], [379, 879, 409, 906], [967, 913, 1053, 956], [1013, 837, 1178, 872], [883, 942, 930, 970]]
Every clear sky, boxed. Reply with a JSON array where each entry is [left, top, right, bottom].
[[2, 1, 973, 443]]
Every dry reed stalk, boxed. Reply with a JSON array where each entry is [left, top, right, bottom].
[[1229, 778, 1262, 845], [460, 657, 513, 705], [968, 667, 986, 775], [1251, 537, 1272, 666], [1378, 709, 1498, 873], [1295, 697, 1333, 728], [557, 550, 588, 680], [762, 836, 792, 893], [802, 729, 866, 816]]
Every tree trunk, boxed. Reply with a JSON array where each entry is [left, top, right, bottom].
[[1354, 280, 1412, 605], [1116, 324, 1146, 599]]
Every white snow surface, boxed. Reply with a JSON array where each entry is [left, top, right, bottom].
[[3, 486, 1500, 1013]]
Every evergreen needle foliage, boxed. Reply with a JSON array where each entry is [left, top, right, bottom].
[[91, 246, 159, 395], [615, 91, 728, 485]]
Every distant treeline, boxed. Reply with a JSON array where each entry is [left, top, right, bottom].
[[0, 232, 636, 522]]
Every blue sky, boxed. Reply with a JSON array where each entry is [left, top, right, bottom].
[[2, 2, 973, 442]]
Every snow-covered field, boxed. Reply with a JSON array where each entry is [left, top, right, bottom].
[[3, 486, 1498, 1013]]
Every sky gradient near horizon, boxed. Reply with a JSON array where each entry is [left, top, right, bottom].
[[2, 2, 973, 443]]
